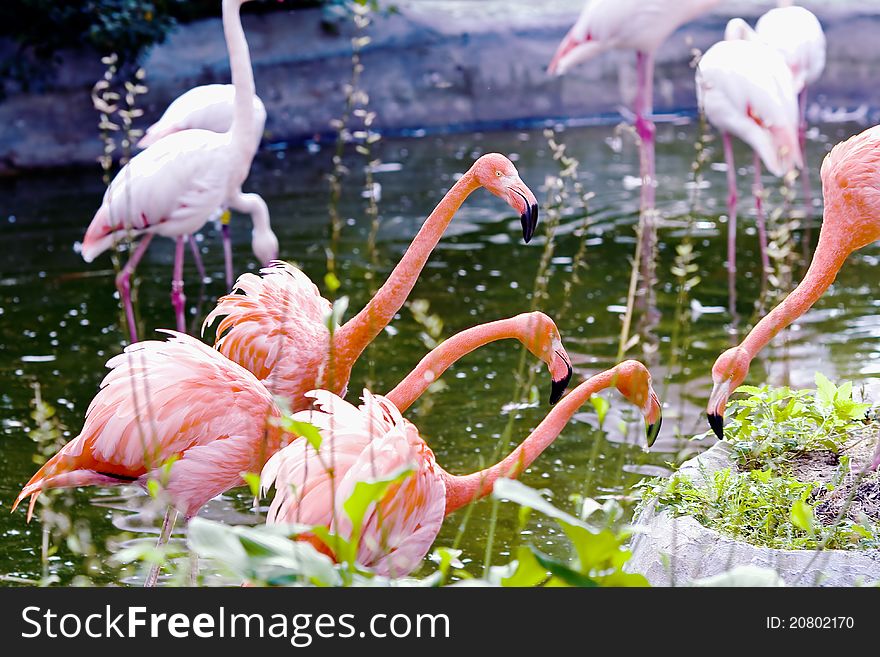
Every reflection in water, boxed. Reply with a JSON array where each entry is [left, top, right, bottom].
[[1, 118, 877, 584]]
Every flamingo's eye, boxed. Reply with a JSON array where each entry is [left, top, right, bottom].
[[496, 170, 502, 177]]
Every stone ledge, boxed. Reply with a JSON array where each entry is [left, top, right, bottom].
[[628, 441, 880, 587]]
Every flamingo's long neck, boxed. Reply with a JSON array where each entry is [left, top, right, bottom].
[[384, 316, 526, 412], [222, 0, 256, 163], [330, 170, 482, 383], [740, 226, 851, 359], [441, 370, 617, 515]]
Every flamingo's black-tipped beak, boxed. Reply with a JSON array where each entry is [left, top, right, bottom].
[[707, 413, 724, 440], [549, 359, 573, 405], [520, 201, 539, 243], [646, 414, 662, 448], [512, 188, 538, 243]]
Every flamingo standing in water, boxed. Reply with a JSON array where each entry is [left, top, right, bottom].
[[707, 123, 880, 472], [696, 39, 801, 293], [82, 0, 278, 342], [138, 84, 268, 289], [262, 360, 661, 577], [725, 5, 826, 204], [203, 153, 539, 407], [12, 312, 571, 584], [548, 0, 720, 213]]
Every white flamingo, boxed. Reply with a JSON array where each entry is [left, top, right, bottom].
[[82, 0, 278, 342], [548, 0, 720, 212], [696, 39, 801, 291], [138, 83, 269, 287]]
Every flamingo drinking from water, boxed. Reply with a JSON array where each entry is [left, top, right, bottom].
[[548, 0, 720, 213], [138, 84, 268, 289], [82, 0, 278, 342], [706, 123, 880, 473], [203, 153, 539, 407], [725, 4, 826, 205], [697, 38, 802, 293], [12, 311, 570, 584], [261, 360, 661, 577]]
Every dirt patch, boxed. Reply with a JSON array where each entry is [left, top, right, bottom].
[[789, 427, 880, 527]]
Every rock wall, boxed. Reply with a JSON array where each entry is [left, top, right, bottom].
[[1, 0, 879, 172]]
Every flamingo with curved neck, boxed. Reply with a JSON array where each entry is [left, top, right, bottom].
[[707, 124, 880, 469], [385, 312, 573, 411], [262, 360, 662, 576], [12, 311, 564, 584], [205, 153, 540, 407]]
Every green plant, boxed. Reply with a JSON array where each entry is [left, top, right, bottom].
[[184, 478, 646, 587], [723, 373, 870, 470], [637, 374, 879, 552], [639, 466, 879, 550]]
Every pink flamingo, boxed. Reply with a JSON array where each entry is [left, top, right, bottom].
[[548, 0, 720, 212], [203, 153, 539, 408], [138, 84, 268, 289], [82, 0, 278, 342], [725, 5, 826, 204], [262, 360, 662, 577], [12, 312, 569, 584], [697, 39, 802, 289], [707, 123, 880, 473]]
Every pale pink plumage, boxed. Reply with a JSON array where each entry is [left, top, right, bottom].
[[698, 40, 802, 177], [262, 390, 446, 577], [138, 83, 267, 150], [203, 154, 540, 410], [83, 0, 278, 341], [204, 261, 332, 405], [12, 331, 289, 520]]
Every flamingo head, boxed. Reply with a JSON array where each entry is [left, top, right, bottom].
[[472, 153, 539, 243], [706, 346, 752, 440], [724, 18, 757, 42], [251, 226, 279, 265], [745, 105, 803, 177], [547, 25, 603, 76], [516, 312, 573, 405], [612, 360, 663, 447]]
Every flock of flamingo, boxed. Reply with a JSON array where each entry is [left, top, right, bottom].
[[9, 0, 880, 584]]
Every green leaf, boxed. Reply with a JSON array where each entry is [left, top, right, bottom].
[[278, 418, 323, 452], [815, 372, 836, 407], [789, 500, 815, 533], [242, 471, 261, 498], [590, 394, 610, 429], [530, 548, 598, 587], [501, 547, 550, 587], [692, 565, 786, 587], [342, 467, 414, 562]]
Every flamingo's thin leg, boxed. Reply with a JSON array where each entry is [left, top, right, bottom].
[[144, 506, 178, 588], [753, 151, 770, 279], [634, 51, 656, 216], [187, 236, 207, 284], [116, 234, 154, 344], [722, 132, 739, 318], [171, 236, 187, 333], [799, 87, 811, 209], [222, 219, 233, 290]]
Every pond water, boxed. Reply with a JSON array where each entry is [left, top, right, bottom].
[[1, 116, 878, 584]]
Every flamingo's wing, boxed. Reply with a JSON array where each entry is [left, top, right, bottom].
[[755, 7, 826, 90], [261, 389, 389, 528], [82, 130, 233, 261], [139, 84, 266, 149], [204, 262, 332, 405], [333, 397, 446, 577], [697, 40, 801, 176], [14, 332, 280, 518]]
